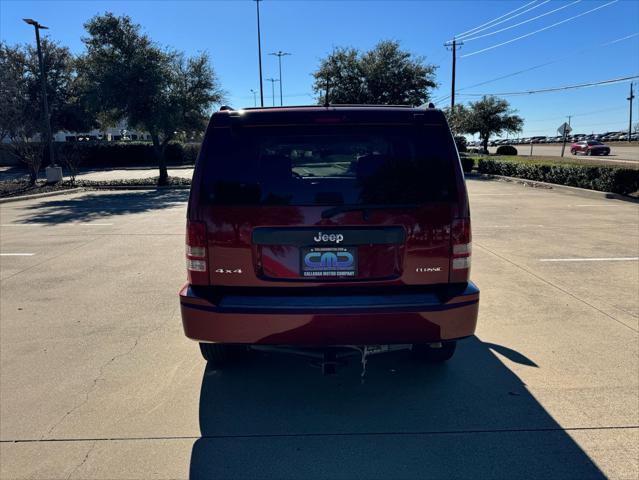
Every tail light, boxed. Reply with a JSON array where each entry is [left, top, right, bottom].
[[186, 220, 208, 284], [450, 218, 471, 282]]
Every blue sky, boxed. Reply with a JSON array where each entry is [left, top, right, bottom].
[[2, 0, 638, 138]]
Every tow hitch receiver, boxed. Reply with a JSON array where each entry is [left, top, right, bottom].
[[250, 345, 412, 377]]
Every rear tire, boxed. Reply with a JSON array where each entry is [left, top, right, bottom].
[[570, 149, 576, 155], [586, 149, 592, 156], [199, 343, 245, 365], [412, 341, 457, 363]]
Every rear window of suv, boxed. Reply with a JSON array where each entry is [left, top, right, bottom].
[[200, 123, 458, 206]]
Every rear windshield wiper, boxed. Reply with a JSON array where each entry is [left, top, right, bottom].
[[321, 204, 418, 219]]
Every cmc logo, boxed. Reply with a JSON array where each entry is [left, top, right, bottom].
[[304, 251, 353, 269], [313, 232, 344, 244]]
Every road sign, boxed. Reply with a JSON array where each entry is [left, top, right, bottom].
[[557, 122, 572, 136]]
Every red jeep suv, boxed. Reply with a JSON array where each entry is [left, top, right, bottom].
[[180, 105, 479, 366]]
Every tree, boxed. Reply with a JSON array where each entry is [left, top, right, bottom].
[[1, 40, 90, 182], [462, 96, 523, 153], [443, 104, 472, 152], [0, 43, 44, 183], [443, 104, 470, 136], [78, 13, 224, 184], [57, 143, 83, 185], [24, 38, 93, 137], [312, 41, 437, 106]]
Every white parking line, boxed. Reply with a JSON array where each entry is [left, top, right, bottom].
[[540, 257, 639, 262], [0, 253, 34, 256], [0, 223, 113, 227], [573, 204, 631, 207]]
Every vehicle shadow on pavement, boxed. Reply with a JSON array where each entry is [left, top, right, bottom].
[[14, 190, 189, 224], [190, 336, 604, 479]]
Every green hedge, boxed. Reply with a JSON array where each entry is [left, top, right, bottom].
[[55, 141, 200, 168], [496, 145, 518, 156], [454, 136, 468, 153], [460, 155, 474, 173], [478, 158, 639, 195]]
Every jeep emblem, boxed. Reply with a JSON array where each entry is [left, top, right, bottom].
[[313, 232, 344, 244]]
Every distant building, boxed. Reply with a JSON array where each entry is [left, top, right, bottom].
[[53, 120, 150, 142]]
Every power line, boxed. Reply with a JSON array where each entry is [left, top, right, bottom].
[[237, 92, 312, 99], [434, 32, 639, 104], [455, 0, 546, 40], [457, 75, 639, 97], [462, 0, 581, 42], [523, 120, 628, 133], [526, 106, 628, 123], [455, 1, 539, 39], [460, 0, 619, 58]]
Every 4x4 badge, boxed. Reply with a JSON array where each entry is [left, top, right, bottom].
[[215, 268, 243, 274]]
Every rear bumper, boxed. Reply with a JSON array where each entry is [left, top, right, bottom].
[[179, 282, 479, 345]]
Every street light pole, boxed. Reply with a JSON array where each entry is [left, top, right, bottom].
[[23, 18, 56, 169], [254, 0, 264, 107], [266, 78, 279, 107], [250, 89, 257, 107], [269, 51, 291, 106]]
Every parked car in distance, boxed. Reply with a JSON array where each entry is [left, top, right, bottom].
[[180, 105, 479, 367], [570, 140, 610, 156]]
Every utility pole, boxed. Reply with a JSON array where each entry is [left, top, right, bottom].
[[266, 78, 279, 107], [628, 83, 635, 143], [250, 89, 257, 107], [254, 0, 264, 107], [269, 51, 291, 106], [444, 38, 463, 110]]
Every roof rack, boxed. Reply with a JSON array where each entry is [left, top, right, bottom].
[[240, 104, 418, 111], [328, 104, 415, 108]]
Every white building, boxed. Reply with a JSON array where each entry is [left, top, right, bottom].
[[53, 119, 150, 142]]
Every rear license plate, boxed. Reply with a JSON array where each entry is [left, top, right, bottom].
[[300, 246, 357, 278]]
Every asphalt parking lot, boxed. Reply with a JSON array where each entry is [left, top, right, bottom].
[[1, 179, 638, 479]]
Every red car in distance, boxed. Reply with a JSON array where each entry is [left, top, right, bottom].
[[570, 140, 611, 156]]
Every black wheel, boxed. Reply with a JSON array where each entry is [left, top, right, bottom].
[[586, 149, 592, 156], [570, 149, 576, 155], [412, 341, 457, 363], [199, 343, 245, 365]]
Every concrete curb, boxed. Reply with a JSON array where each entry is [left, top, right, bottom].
[[0, 184, 191, 204], [0, 187, 84, 204], [475, 173, 639, 204], [85, 185, 191, 190]]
